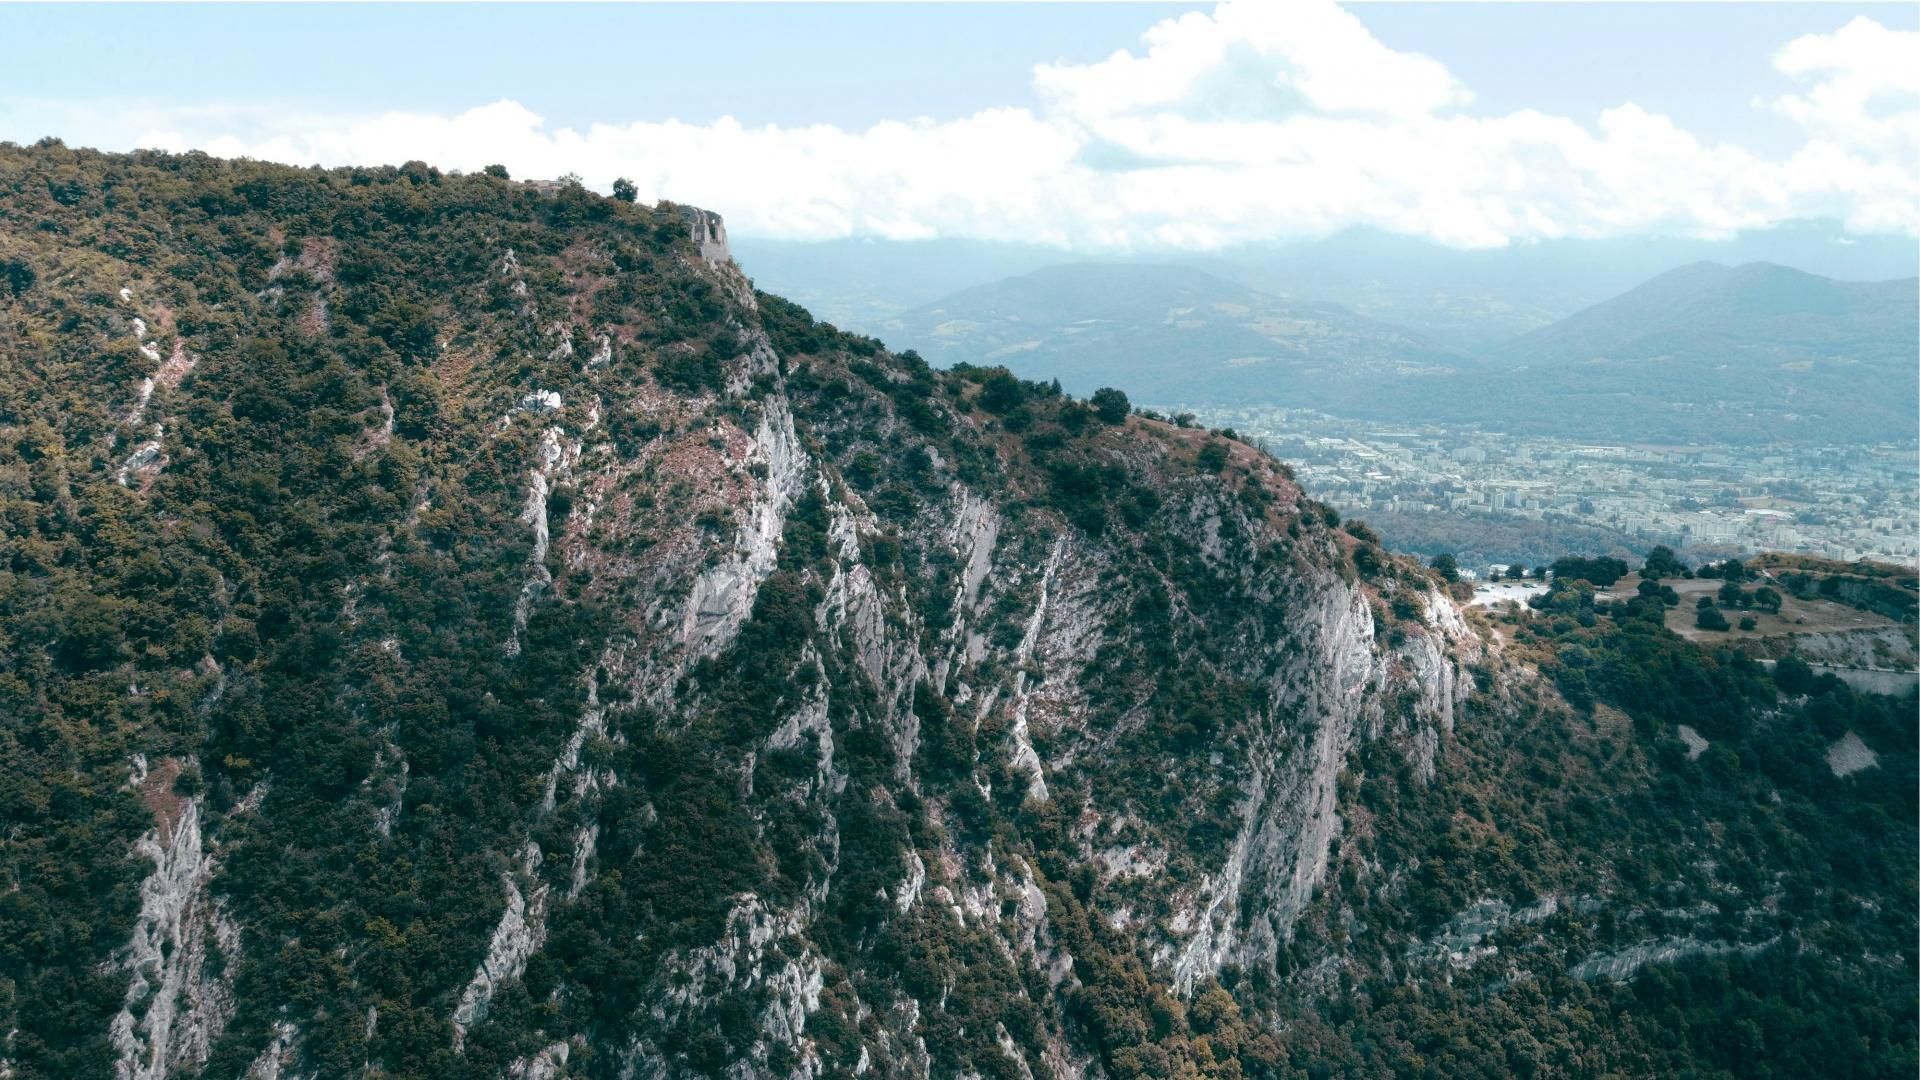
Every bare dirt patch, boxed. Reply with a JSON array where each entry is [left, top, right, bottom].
[[137, 756, 189, 841]]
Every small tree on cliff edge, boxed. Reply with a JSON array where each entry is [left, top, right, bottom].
[[1091, 387, 1130, 425]]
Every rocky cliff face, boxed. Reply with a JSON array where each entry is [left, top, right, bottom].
[[2, 148, 1911, 1080]]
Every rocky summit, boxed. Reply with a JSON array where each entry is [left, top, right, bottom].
[[0, 145, 1913, 1080]]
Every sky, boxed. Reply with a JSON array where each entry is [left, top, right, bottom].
[[3, 2, 1916, 251]]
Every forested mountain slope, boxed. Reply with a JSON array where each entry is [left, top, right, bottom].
[[0, 144, 1912, 1080], [1478, 262, 1920, 442]]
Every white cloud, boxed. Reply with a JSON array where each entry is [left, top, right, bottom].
[[1769, 15, 1920, 159], [1762, 15, 1920, 235], [1034, 1, 1469, 124], [58, 1, 1920, 249]]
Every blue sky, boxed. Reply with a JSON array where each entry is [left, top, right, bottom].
[[2, 4, 1192, 130], [5, 3, 1908, 138], [3, 3, 1915, 249]]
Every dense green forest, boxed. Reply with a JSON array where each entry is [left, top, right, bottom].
[[0, 143, 1912, 1079]]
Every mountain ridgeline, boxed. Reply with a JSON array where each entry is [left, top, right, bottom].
[[881, 263, 1459, 413], [874, 259, 1918, 445], [1474, 261, 1920, 442], [1, 145, 1914, 1080]]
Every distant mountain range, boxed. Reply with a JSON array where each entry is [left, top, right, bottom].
[[1474, 262, 1918, 442], [737, 220, 1920, 351], [878, 262, 1459, 409], [863, 258, 1918, 444], [1190, 222, 1920, 350]]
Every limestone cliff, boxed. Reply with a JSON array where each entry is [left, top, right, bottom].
[[2, 147, 1910, 1080]]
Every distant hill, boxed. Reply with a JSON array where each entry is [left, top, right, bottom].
[[882, 262, 1463, 408], [1200, 222, 1920, 351], [875, 259, 1918, 444], [1477, 262, 1919, 442], [732, 221, 1920, 351]]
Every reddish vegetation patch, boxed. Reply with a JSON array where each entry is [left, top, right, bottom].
[[561, 410, 756, 622], [299, 293, 331, 338], [295, 237, 337, 282], [147, 299, 178, 336], [138, 756, 189, 841], [432, 344, 479, 388], [154, 341, 197, 390]]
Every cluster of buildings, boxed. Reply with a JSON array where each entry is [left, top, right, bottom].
[[1185, 407, 1919, 568]]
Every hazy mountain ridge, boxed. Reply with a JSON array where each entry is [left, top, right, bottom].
[[1202, 225, 1920, 350], [1474, 261, 1920, 442], [1, 145, 1912, 1080], [873, 257, 1918, 444], [737, 224, 1920, 352], [1487, 261, 1918, 364], [884, 262, 1464, 408]]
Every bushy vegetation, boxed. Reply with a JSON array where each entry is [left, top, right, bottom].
[[0, 142, 738, 1076], [1, 143, 1911, 1080]]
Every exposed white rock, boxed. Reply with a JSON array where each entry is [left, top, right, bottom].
[[679, 396, 808, 657], [126, 378, 156, 426], [457, 670, 616, 1047], [1169, 577, 1477, 992], [996, 1024, 1036, 1080], [1002, 539, 1065, 804], [506, 426, 577, 657], [816, 500, 929, 769], [1827, 730, 1878, 777], [115, 425, 165, 488], [116, 342, 195, 478], [374, 388, 395, 447], [587, 333, 613, 367], [500, 249, 534, 312], [131, 316, 148, 340], [894, 851, 927, 914], [154, 341, 197, 391], [949, 493, 1000, 617], [766, 674, 840, 796], [1677, 725, 1710, 761], [567, 824, 598, 901], [1570, 935, 1777, 982], [1095, 844, 1166, 881], [629, 893, 825, 1077], [231, 780, 269, 817], [546, 322, 575, 362], [373, 760, 409, 838], [243, 1021, 300, 1080], [452, 842, 550, 1046], [108, 797, 240, 1080], [1410, 894, 1578, 971], [541, 677, 609, 815], [520, 389, 564, 414], [509, 1040, 572, 1080]]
